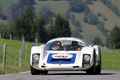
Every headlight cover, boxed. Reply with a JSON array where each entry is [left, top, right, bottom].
[[33, 54, 39, 61], [84, 54, 91, 62], [32, 53, 40, 68]]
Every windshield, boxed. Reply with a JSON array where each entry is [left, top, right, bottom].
[[45, 40, 85, 51]]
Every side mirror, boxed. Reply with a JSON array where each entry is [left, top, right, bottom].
[[90, 42, 95, 46], [32, 42, 36, 46]]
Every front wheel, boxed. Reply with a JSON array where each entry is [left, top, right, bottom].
[[30, 66, 48, 75], [96, 51, 101, 74], [30, 66, 40, 75], [96, 63, 101, 74], [86, 53, 96, 74]]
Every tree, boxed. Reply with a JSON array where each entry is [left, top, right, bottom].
[[110, 26, 120, 49], [11, 6, 35, 41], [69, 0, 86, 13], [7, 0, 36, 24], [23, 6, 35, 41], [7, 4, 19, 24], [48, 14, 71, 39], [24, 0, 36, 6], [0, 23, 10, 39], [54, 14, 71, 37], [93, 37, 103, 46], [84, 16, 88, 23], [84, 5, 91, 15], [85, 0, 93, 4], [0, 6, 3, 18], [87, 12, 99, 25], [106, 26, 120, 49], [96, 22, 107, 36], [34, 16, 48, 43], [38, 5, 55, 24], [72, 27, 83, 38], [49, 17, 56, 39]]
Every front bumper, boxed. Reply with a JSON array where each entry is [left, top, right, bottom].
[[41, 64, 91, 71]]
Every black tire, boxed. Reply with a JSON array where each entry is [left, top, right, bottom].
[[96, 51, 101, 74], [40, 71, 48, 75], [30, 66, 40, 75], [96, 63, 101, 74], [86, 53, 96, 74]]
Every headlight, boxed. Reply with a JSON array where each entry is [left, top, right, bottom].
[[84, 54, 91, 62], [33, 54, 39, 61], [32, 54, 40, 68]]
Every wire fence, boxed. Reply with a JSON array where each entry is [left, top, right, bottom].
[[100, 46, 119, 53], [0, 42, 31, 69]]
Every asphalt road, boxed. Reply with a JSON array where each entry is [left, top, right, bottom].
[[0, 70, 120, 80]]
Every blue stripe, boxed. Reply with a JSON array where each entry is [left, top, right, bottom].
[[47, 53, 76, 64]]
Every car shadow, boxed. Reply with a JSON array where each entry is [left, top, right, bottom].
[[47, 72, 116, 75], [99, 73, 116, 75]]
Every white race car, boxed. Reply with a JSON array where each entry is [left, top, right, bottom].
[[30, 37, 101, 75]]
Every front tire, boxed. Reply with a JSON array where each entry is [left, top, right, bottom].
[[96, 51, 101, 74], [30, 66, 40, 75], [30, 66, 48, 75], [86, 53, 96, 74], [40, 71, 48, 75]]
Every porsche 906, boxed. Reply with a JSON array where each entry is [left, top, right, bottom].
[[30, 37, 101, 75]]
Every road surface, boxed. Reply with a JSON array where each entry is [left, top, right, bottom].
[[0, 70, 120, 80]]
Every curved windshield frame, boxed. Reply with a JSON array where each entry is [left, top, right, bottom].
[[45, 40, 86, 51]]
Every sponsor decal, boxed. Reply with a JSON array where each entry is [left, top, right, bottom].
[[47, 53, 76, 64], [52, 53, 73, 59]]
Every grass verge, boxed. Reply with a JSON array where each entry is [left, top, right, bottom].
[[101, 51, 120, 71], [0, 39, 42, 75]]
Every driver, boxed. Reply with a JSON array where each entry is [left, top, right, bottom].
[[53, 41, 64, 50]]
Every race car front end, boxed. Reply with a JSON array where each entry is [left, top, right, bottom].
[[42, 50, 93, 71]]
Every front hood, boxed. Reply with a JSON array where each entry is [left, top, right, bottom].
[[46, 51, 77, 64]]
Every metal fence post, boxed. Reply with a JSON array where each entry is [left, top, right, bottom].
[[19, 49, 22, 67], [22, 36, 25, 53], [35, 38, 38, 44], [3, 43, 7, 68], [0, 33, 1, 39], [10, 34, 12, 40], [25, 45, 28, 60], [14, 49, 16, 67]]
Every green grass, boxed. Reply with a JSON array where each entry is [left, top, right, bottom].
[[0, 39, 42, 74], [101, 51, 120, 71]]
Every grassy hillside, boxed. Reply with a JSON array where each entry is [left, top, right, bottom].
[[0, 0, 18, 10], [34, 0, 120, 43], [0, 39, 41, 74], [72, 12, 106, 43], [1, 0, 120, 44], [111, 0, 120, 11], [88, 0, 120, 31], [34, 0, 69, 15], [34, 0, 106, 43]]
